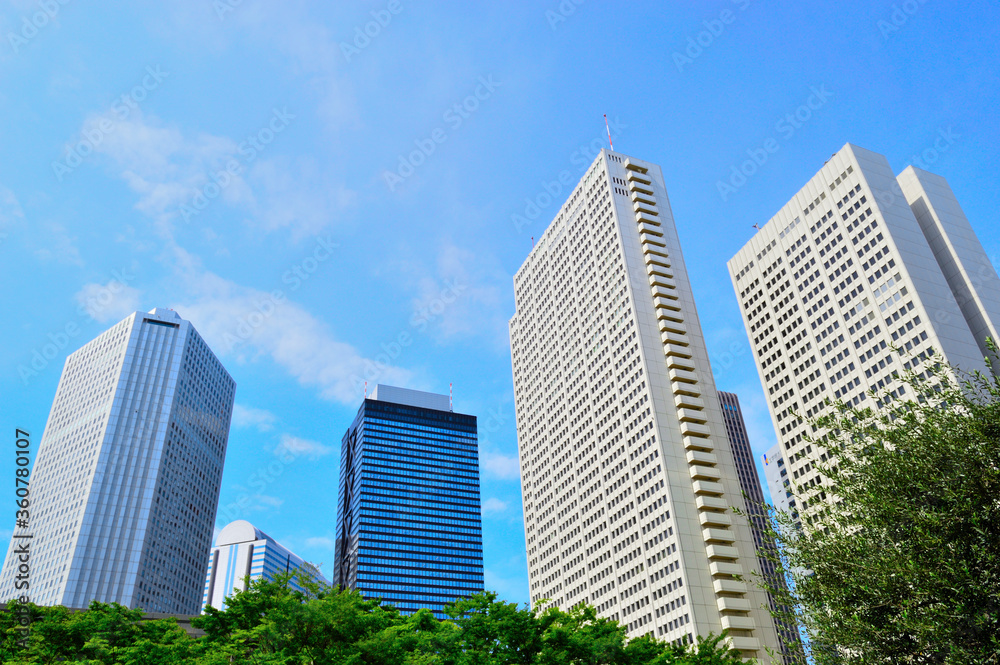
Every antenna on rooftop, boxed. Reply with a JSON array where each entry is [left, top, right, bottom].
[[449, 383, 453, 411], [364, 381, 367, 399], [604, 114, 614, 151]]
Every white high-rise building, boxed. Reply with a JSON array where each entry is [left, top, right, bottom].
[[0, 308, 235, 614], [728, 143, 1000, 517], [509, 150, 782, 658]]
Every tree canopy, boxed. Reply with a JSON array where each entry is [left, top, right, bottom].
[[761, 345, 1000, 664], [1, 575, 747, 664]]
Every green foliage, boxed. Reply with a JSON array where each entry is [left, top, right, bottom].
[[0, 599, 194, 664], [0, 573, 744, 664], [761, 343, 1000, 664]]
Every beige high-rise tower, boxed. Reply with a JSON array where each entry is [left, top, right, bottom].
[[727, 143, 1000, 520], [509, 150, 783, 658]]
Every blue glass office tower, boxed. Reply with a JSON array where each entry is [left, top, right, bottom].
[[333, 385, 483, 617]]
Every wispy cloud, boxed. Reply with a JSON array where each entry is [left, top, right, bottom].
[[480, 450, 520, 480], [482, 497, 508, 515], [0, 185, 24, 231], [275, 434, 333, 459], [83, 110, 354, 241], [305, 536, 335, 550], [172, 246, 411, 405], [395, 241, 509, 347], [34, 222, 84, 266], [231, 403, 278, 431], [74, 280, 143, 323]]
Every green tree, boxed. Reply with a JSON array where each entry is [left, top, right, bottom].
[[761, 345, 1000, 663], [0, 600, 194, 664]]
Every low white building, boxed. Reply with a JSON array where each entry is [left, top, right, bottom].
[[203, 520, 328, 612]]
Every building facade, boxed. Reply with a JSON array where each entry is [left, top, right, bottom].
[[762, 443, 795, 520], [717, 392, 776, 584], [718, 391, 802, 658], [0, 308, 235, 614], [509, 150, 782, 657], [332, 385, 483, 618], [728, 143, 1000, 518], [203, 520, 329, 611]]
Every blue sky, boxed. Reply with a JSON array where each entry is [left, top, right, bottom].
[[1, 1, 998, 607]]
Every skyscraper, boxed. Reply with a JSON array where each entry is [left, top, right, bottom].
[[0, 308, 235, 614], [509, 150, 782, 657], [762, 443, 795, 520], [332, 384, 483, 618], [717, 392, 776, 584], [728, 143, 1000, 518], [203, 520, 329, 612], [718, 391, 801, 659]]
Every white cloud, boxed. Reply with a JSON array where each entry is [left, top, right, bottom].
[[74, 279, 143, 323], [256, 494, 284, 508], [275, 434, 334, 460], [305, 536, 335, 550], [480, 450, 520, 480], [82, 110, 353, 241], [231, 404, 277, 431], [249, 157, 357, 240], [34, 222, 83, 266], [402, 241, 509, 348], [172, 247, 412, 405], [159, 1, 359, 131], [0, 184, 24, 229], [482, 497, 508, 515]]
